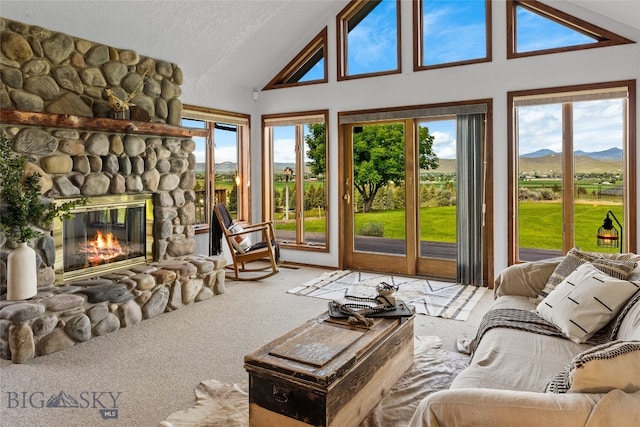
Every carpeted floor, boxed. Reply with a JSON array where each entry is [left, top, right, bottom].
[[288, 270, 487, 321], [0, 264, 492, 426], [160, 336, 469, 427]]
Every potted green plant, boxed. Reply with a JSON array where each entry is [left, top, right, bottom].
[[0, 133, 85, 300]]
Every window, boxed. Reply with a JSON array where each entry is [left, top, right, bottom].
[[337, 0, 401, 80], [264, 28, 327, 90], [508, 0, 633, 59], [263, 111, 329, 250], [182, 106, 250, 231], [414, 0, 491, 70], [508, 82, 636, 263]]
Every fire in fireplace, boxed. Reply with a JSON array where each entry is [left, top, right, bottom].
[[53, 194, 153, 282], [81, 230, 124, 266]]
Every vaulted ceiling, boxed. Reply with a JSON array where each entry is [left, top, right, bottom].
[[2, 1, 639, 106]]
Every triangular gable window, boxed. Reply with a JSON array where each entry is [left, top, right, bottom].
[[264, 28, 327, 90], [508, 0, 633, 59], [337, 0, 401, 80]]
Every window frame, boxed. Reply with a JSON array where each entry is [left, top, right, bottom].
[[262, 110, 330, 252], [507, 0, 634, 60], [413, 0, 492, 71], [337, 0, 402, 81], [182, 105, 251, 232], [263, 27, 328, 90], [507, 81, 637, 264]]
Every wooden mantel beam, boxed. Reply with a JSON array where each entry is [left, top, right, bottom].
[[0, 109, 210, 138]]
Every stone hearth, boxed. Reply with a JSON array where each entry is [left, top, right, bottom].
[[1, 256, 226, 363]]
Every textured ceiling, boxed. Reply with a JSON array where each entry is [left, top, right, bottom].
[[1, 1, 638, 101]]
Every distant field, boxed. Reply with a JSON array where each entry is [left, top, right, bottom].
[[342, 203, 623, 253]]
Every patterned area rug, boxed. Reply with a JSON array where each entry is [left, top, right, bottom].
[[160, 336, 469, 427], [287, 270, 487, 321]]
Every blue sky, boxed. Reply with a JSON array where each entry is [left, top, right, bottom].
[[422, 0, 486, 65], [516, 5, 595, 53], [347, 0, 398, 75], [299, 57, 324, 82]]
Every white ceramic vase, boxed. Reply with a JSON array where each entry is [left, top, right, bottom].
[[6, 242, 38, 301]]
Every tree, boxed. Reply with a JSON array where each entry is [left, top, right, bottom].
[[305, 123, 438, 212], [352, 124, 438, 212], [228, 184, 238, 212], [305, 123, 326, 177]]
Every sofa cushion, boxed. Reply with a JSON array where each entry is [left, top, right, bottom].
[[546, 340, 640, 394], [534, 248, 637, 303], [452, 296, 592, 392], [536, 263, 640, 343], [494, 257, 562, 299]]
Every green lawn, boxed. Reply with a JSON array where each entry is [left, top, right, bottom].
[[269, 199, 623, 254], [518, 202, 623, 252], [349, 203, 622, 253]]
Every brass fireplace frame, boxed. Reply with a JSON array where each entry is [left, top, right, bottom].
[[53, 194, 153, 283]]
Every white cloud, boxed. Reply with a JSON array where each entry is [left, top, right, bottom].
[[422, 2, 486, 64], [432, 131, 456, 159], [274, 137, 296, 163], [214, 145, 237, 164], [518, 99, 624, 154]]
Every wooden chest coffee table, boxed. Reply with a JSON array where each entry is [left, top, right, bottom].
[[244, 310, 414, 427]]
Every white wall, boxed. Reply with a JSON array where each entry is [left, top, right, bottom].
[[248, 0, 640, 275]]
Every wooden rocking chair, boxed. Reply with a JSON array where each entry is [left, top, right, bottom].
[[211, 203, 280, 280]]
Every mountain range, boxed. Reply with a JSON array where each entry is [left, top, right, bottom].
[[518, 147, 623, 175], [521, 147, 622, 161], [200, 149, 622, 176], [429, 148, 623, 175]]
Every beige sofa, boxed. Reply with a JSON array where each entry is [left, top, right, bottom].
[[410, 252, 640, 427]]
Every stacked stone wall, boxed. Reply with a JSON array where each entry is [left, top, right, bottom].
[[0, 17, 183, 124], [0, 17, 225, 364]]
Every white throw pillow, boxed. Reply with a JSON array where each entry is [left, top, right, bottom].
[[228, 223, 252, 253], [536, 262, 640, 343], [546, 340, 640, 393]]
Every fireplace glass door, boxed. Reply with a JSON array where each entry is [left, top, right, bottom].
[[64, 205, 146, 273], [54, 194, 152, 281]]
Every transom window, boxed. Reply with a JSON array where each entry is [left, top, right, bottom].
[[337, 0, 401, 80], [508, 0, 633, 59], [414, 0, 491, 70], [264, 28, 328, 90]]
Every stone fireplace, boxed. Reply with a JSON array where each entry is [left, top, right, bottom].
[[0, 17, 227, 363]]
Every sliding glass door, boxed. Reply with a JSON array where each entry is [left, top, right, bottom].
[[341, 104, 489, 285]]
